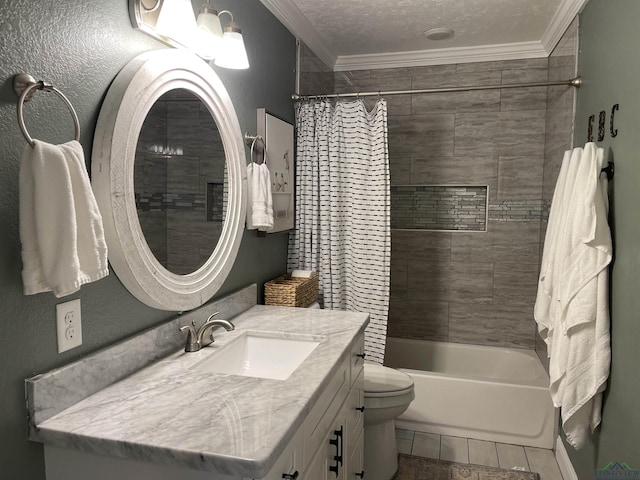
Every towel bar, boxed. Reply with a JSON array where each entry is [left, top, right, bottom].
[[13, 72, 81, 148]]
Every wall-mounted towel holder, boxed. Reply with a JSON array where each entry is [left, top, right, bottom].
[[244, 132, 266, 164], [12, 72, 80, 147], [601, 162, 614, 180]]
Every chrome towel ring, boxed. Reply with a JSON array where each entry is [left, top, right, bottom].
[[13, 73, 81, 148], [244, 132, 266, 165]]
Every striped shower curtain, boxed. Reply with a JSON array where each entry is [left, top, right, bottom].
[[287, 99, 391, 364]]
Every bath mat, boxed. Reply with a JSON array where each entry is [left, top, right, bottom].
[[394, 454, 540, 480]]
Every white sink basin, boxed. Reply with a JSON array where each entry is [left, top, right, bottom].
[[192, 332, 322, 380]]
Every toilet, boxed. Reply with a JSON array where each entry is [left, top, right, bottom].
[[363, 364, 415, 480]]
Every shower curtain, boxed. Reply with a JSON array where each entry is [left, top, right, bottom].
[[287, 99, 390, 364]]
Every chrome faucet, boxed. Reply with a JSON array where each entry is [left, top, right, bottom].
[[179, 312, 235, 352]]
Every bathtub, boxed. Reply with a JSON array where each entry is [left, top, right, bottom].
[[384, 337, 557, 449]]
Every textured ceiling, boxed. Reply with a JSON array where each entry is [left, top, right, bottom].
[[291, 0, 561, 56], [260, 0, 585, 70]]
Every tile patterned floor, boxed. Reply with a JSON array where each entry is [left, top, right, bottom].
[[396, 429, 564, 480]]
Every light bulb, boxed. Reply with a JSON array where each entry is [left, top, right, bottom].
[[155, 0, 198, 48], [214, 24, 249, 70]]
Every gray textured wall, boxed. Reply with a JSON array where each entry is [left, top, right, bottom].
[[565, 0, 640, 476], [0, 1, 295, 478]]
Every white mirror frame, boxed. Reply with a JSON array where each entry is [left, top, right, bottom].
[[92, 49, 246, 311]]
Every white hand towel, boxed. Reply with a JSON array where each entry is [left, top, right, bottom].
[[258, 163, 274, 231], [246, 162, 274, 231], [19, 140, 109, 297], [245, 162, 256, 229]]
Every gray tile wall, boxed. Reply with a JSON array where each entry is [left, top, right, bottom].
[[335, 58, 555, 350], [298, 42, 334, 94]]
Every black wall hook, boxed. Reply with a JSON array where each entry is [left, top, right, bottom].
[[601, 162, 615, 180]]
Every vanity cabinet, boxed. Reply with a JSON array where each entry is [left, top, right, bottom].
[[43, 333, 365, 480], [262, 332, 365, 480]]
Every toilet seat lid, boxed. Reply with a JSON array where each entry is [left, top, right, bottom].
[[364, 364, 414, 395]]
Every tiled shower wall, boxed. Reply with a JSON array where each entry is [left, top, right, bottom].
[[298, 41, 335, 96], [334, 59, 552, 350], [135, 90, 226, 275], [298, 26, 576, 350]]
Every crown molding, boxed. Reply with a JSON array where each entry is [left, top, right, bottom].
[[541, 0, 587, 53], [334, 42, 548, 72], [259, 0, 336, 69], [261, 0, 582, 72]]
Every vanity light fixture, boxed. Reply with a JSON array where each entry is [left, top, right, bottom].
[[196, 4, 223, 60], [155, 0, 198, 47], [129, 0, 250, 69], [213, 10, 250, 70]]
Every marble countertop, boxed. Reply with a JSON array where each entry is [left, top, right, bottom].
[[31, 305, 368, 478]]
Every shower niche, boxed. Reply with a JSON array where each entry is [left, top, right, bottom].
[[391, 185, 488, 232]]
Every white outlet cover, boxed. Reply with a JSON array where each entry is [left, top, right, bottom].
[[56, 299, 82, 353]]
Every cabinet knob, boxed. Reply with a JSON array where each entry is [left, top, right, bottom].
[[356, 471, 365, 478], [355, 406, 365, 412], [356, 353, 366, 359], [282, 472, 299, 479]]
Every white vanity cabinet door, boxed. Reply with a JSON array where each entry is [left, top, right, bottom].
[[345, 368, 364, 464], [345, 429, 364, 480], [304, 431, 329, 480], [259, 428, 303, 480], [302, 354, 350, 467], [304, 408, 347, 480]]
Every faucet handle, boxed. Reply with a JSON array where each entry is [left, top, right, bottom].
[[179, 322, 200, 352]]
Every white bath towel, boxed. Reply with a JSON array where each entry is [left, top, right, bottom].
[[535, 149, 573, 344], [245, 162, 274, 231], [19, 140, 109, 297], [534, 142, 612, 450], [557, 144, 612, 327]]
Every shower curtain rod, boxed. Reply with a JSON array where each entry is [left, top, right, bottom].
[[291, 76, 582, 101]]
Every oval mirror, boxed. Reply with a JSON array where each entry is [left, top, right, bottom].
[[134, 88, 226, 275], [92, 50, 246, 311]]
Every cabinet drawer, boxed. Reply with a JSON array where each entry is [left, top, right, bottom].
[[349, 333, 365, 384], [303, 354, 350, 467]]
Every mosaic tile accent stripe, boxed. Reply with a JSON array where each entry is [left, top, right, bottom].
[[541, 199, 552, 222], [488, 200, 545, 222], [136, 193, 205, 212], [391, 185, 487, 231]]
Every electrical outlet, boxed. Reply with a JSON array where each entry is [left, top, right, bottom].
[[56, 299, 82, 353]]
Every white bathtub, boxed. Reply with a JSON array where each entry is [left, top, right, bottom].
[[384, 337, 557, 449]]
